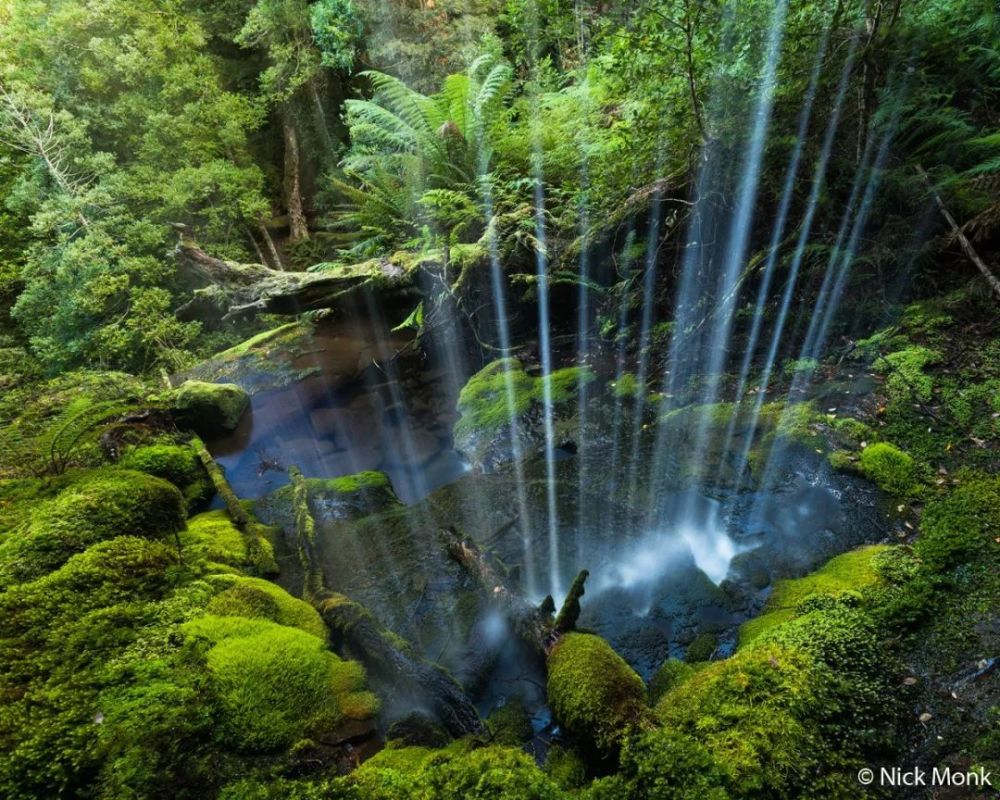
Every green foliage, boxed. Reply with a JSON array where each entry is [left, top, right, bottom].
[[859, 442, 918, 496], [0, 469, 186, 586], [683, 632, 717, 663], [874, 346, 940, 403], [183, 615, 377, 752], [486, 700, 533, 746], [782, 357, 818, 377], [547, 632, 650, 757]]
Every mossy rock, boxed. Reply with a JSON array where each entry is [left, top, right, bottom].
[[182, 615, 378, 752], [118, 442, 213, 509], [168, 380, 249, 436], [206, 574, 327, 640], [0, 537, 181, 635], [254, 470, 398, 531], [546, 632, 650, 757], [738, 545, 890, 647], [175, 322, 319, 395], [0, 469, 186, 585], [655, 643, 832, 797], [684, 632, 718, 663], [453, 358, 597, 471], [859, 442, 917, 496], [178, 509, 249, 572]]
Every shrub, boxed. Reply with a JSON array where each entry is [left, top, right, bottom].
[[547, 632, 650, 757], [860, 442, 917, 496]]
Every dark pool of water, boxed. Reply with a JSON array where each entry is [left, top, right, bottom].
[[207, 320, 471, 504]]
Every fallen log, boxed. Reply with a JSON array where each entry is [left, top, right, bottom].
[[173, 238, 418, 323], [190, 435, 278, 574], [440, 525, 589, 692], [286, 473, 485, 737], [314, 590, 485, 737]]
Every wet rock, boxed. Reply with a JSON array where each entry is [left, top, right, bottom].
[[387, 712, 451, 748]]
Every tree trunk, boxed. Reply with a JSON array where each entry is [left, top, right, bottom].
[[283, 108, 310, 243], [258, 222, 285, 271]]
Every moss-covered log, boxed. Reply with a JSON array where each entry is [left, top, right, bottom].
[[190, 436, 278, 574], [314, 590, 485, 738], [173, 241, 418, 323]]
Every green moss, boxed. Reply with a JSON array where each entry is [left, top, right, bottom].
[[544, 745, 588, 790], [739, 545, 889, 647], [0, 469, 186, 585], [206, 574, 327, 640], [619, 729, 728, 800], [215, 322, 307, 360], [915, 471, 1000, 570], [547, 632, 650, 756], [327, 470, 391, 494], [782, 357, 818, 377], [169, 380, 250, 434], [860, 442, 917, 495], [355, 742, 562, 800], [179, 509, 248, 571], [453, 358, 596, 440], [826, 449, 859, 472], [183, 615, 377, 752], [874, 346, 941, 403], [648, 658, 695, 703], [655, 643, 832, 797], [486, 699, 533, 746], [118, 442, 213, 508]]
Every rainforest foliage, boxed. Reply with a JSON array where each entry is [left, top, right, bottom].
[[0, 0, 999, 798]]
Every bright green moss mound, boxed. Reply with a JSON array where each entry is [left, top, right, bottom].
[[860, 442, 917, 495], [353, 740, 563, 800], [619, 728, 729, 800], [183, 615, 378, 752], [0, 537, 180, 635], [547, 632, 650, 756], [206, 574, 327, 640], [655, 643, 831, 797], [326, 470, 391, 493], [169, 380, 250, 434], [453, 358, 595, 439], [0, 469, 185, 585], [118, 442, 212, 507], [739, 545, 889, 646], [486, 700, 533, 746], [179, 509, 249, 571], [916, 471, 1000, 570], [874, 346, 940, 402]]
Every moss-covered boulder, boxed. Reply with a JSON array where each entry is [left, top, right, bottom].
[[168, 380, 249, 435], [205, 574, 327, 640], [0, 469, 186, 585], [859, 441, 917, 496], [546, 632, 650, 757], [738, 545, 889, 646], [179, 509, 251, 573], [655, 643, 835, 797], [254, 470, 399, 533], [453, 358, 597, 471], [183, 615, 378, 753], [118, 441, 213, 508]]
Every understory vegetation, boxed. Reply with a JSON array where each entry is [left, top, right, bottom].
[[1, 0, 998, 798]]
